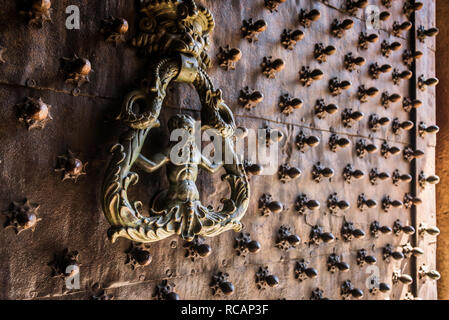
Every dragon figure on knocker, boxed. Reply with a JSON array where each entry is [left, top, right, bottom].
[[101, 0, 251, 243]]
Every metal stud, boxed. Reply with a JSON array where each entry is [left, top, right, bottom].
[[241, 19, 267, 43], [281, 29, 304, 50], [19, 0, 52, 27], [295, 193, 320, 215], [403, 193, 422, 209], [329, 77, 352, 96], [383, 244, 404, 262], [392, 169, 412, 186], [393, 220, 415, 236], [244, 160, 263, 178], [358, 32, 379, 50], [210, 272, 234, 296], [418, 75, 439, 91], [60, 54, 93, 87], [327, 253, 350, 273], [327, 193, 350, 214], [358, 85, 379, 103], [341, 280, 364, 300], [295, 260, 318, 282], [125, 242, 152, 269], [100, 17, 129, 45], [392, 118, 414, 135], [2, 199, 41, 234], [239, 87, 264, 110], [418, 223, 440, 237], [403, 0, 423, 19], [381, 92, 402, 109], [369, 168, 390, 185], [261, 56, 285, 79], [310, 288, 328, 300], [417, 26, 439, 43], [356, 139, 377, 158], [418, 122, 440, 137], [276, 226, 301, 251], [331, 19, 354, 38], [368, 114, 390, 132], [402, 97, 422, 112], [382, 196, 403, 212], [278, 164, 301, 183], [419, 265, 441, 281], [343, 164, 365, 184], [49, 248, 81, 279], [312, 162, 334, 183], [154, 280, 179, 300], [314, 43, 336, 63], [217, 46, 242, 71], [369, 62, 392, 79], [402, 50, 423, 68], [393, 21, 412, 37], [357, 193, 377, 212], [329, 134, 351, 152], [402, 242, 424, 258], [341, 221, 365, 242], [264, 0, 286, 13], [379, 11, 391, 21], [344, 0, 368, 15], [370, 221, 392, 238], [392, 270, 413, 285], [295, 131, 320, 153], [381, 40, 402, 57], [403, 147, 425, 162], [256, 267, 279, 290], [392, 69, 413, 85], [356, 249, 377, 267], [369, 282, 391, 295], [55, 150, 87, 182], [234, 232, 261, 257], [298, 9, 321, 28], [418, 171, 440, 189], [259, 194, 284, 216], [299, 66, 324, 87], [382, 0, 392, 8], [279, 93, 303, 115], [344, 52, 366, 72], [380, 141, 401, 159], [184, 236, 212, 261], [263, 126, 284, 147], [16, 97, 53, 130], [315, 99, 339, 119], [342, 108, 364, 128], [309, 225, 335, 245]]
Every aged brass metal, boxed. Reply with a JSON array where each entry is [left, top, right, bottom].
[[261, 57, 285, 78], [357, 194, 377, 212], [329, 134, 350, 152], [344, 53, 365, 72], [295, 131, 320, 153], [330, 19, 354, 38], [341, 280, 363, 299], [344, 0, 368, 16], [356, 249, 376, 267], [369, 63, 392, 80], [327, 193, 350, 214], [358, 85, 379, 103], [341, 221, 365, 242], [383, 244, 404, 262], [210, 272, 234, 296], [60, 55, 93, 87], [369, 168, 390, 185], [329, 77, 351, 96], [381, 40, 402, 58], [381, 141, 401, 159], [259, 194, 284, 217], [217, 46, 242, 71], [358, 32, 379, 50], [356, 139, 378, 158], [312, 162, 334, 183], [298, 9, 321, 28], [239, 87, 264, 110], [418, 122, 440, 137], [299, 66, 324, 87], [279, 93, 303, 115], [101, 0, 250, 244], [418, 75, 439, 91], [382, 197, 403, 212], [264, 0, 286, 13], [342, 108, 364, 128], [343, 164, 365, 184], [393, 21, 412, 37], [278, 164, 301, 183], [381, 92, 402, 109], [419, 265, 441, 281], [402, 97, 422, 112], [417, 26, 439, 43], [295, 193, 320, 215], [370, 221, 392, 238], [314, 43, 336, 63], [327, 254, 350, 273], [315, 99, 339, 119], [393, 69, 413, 85], [393, 220, 415, 236], [309, 225, 335, 245]]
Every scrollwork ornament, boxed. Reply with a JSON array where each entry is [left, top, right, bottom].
[[101, 0, 250, 245]]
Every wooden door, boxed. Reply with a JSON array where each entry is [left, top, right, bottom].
[[0, 0, 438, 300]]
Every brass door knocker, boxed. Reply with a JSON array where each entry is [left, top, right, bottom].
[[101, 0, 249, 243]]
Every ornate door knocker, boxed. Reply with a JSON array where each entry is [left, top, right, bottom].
[[101, 0, 250, 243]]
